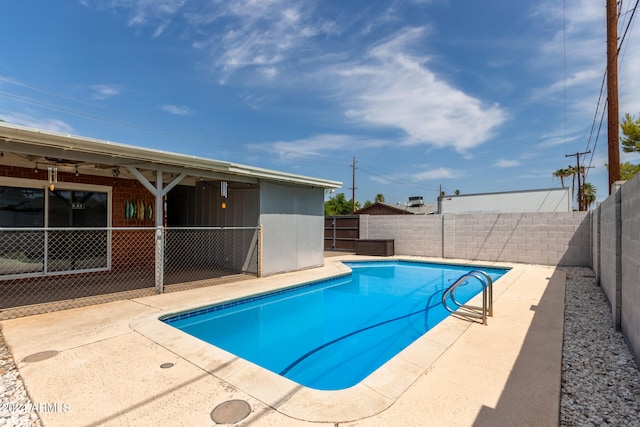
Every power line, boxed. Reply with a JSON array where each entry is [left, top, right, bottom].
[[618, 0, 640, 57], [563, 0, 568, 155], [0, 76, 247, 149], [566, 151, 591, 210], [357, 163, 440, 193], [583, 0, 638, 183]]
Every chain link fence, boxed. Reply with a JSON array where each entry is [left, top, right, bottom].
[[0, 227, 260, 320]]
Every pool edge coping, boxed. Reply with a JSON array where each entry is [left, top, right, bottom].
[[129, 256, 524, 423]]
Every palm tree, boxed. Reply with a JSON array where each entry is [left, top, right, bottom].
[[581, 183, 597, 210], [552, 168, 572, 188], [375, 193, 385, 203]]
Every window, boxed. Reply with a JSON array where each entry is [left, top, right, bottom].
[[48, 190, 108, 227], [0, 178, 111, 276], [0, 186, 45, 227]]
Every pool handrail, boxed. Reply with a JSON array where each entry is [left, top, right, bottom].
[[442, 270, 493, 325]]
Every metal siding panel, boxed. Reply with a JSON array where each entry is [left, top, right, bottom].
[[441, 189, 571, 213], [260, 182, 324, 275]]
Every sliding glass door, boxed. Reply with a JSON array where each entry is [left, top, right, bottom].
[[47, 190, 109, 272], [0, 179, 111, 276]]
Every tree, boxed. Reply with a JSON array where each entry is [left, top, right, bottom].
[[552, 168, 573, 189], [375, 193, 385, 203], [363, 200, 373, 208], [580, 182, 597, 210], [454, 189, 460, 196], [324, 192, 359, 215], [620, 162, 640, 180], [621, 113, 640, 153]]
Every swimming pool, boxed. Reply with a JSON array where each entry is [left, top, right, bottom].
[[162, 260, 509, 390]]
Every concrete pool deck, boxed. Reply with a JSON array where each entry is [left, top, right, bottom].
[[0, 256, 564, 426]]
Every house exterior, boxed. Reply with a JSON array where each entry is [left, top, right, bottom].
[[355, 197, 437, 215], [355, 202, 413, 215], [437, 188, 572, 214], [0, 122, 341, 317]]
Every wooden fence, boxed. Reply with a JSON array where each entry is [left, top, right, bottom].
[[324, 215, 359, 251]]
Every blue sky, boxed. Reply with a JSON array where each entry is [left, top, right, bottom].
[[1, 0, 639, 207]]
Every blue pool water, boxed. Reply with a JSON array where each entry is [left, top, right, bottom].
[[163, 261, 509, 390]]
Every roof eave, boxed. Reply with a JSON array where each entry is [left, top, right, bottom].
[[0, 122, 342, 189]]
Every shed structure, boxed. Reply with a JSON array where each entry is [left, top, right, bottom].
[[0, 122, 341, 318]]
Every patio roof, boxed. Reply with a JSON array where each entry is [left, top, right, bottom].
[[0, 122, 342, 189]]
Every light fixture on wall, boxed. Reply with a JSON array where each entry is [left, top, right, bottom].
[[48, 166, 58, 191], [112, 167, 120, 184], [34, 162, 39, 173], [75, 166, 79, 177], [221, 181, 228, 209]]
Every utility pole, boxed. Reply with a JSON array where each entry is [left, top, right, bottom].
[[607, 0, 621, 193], [350, 156, 357, 213], [566, 151, 591, 211]]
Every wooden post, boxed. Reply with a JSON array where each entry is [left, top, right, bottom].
[[607, 0, 620, 192]]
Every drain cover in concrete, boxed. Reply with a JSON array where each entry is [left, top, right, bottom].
[[211, 399, 251, 424], [23, 350, 59, 363]]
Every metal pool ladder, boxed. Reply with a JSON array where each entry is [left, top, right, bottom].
[[442, 270, 493, 325]]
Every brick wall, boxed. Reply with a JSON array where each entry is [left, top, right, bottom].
[[1, 166, 157, 269], [0, 166, 156, 227]]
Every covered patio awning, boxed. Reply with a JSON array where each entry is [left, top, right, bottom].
[[0, 122, 342, 228], [0, 122, 342, 189]]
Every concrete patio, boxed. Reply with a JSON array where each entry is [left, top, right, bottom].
[[0, 255, 564, 426]]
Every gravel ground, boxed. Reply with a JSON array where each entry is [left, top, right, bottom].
[[1, 266, 639, 426], [560, 267, 640, 427], [0, 331, 41, 427]]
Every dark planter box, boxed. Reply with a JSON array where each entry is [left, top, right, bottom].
[[355, 239, 395, 256]]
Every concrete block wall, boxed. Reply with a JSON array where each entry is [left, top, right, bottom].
[[365, 215, 443, 257], [364, 211, 590, 266], [598, 188, 622, 328], [447, 212, 590, 265], [591, 209, 600, 281], [621, 175, 640, 364]]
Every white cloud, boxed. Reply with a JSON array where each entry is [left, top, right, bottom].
[[368, 174, 393, 185], [537, 131, 580, 147], [495, 159, 520, 168], [618, 13, 640, 115], [131, 0, 185, 25], [161, 104, 192, 116], [96, 0, 186, 36], [248, 134, 386, 160], [333, 28, 507, 153], [534, 68, 602, 99], [148, 0, 338, 83], [411, 167, 458, 181], [0, 113, 73, 133], [538, 0, 638, 131], [89, 84, 121, 100]]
